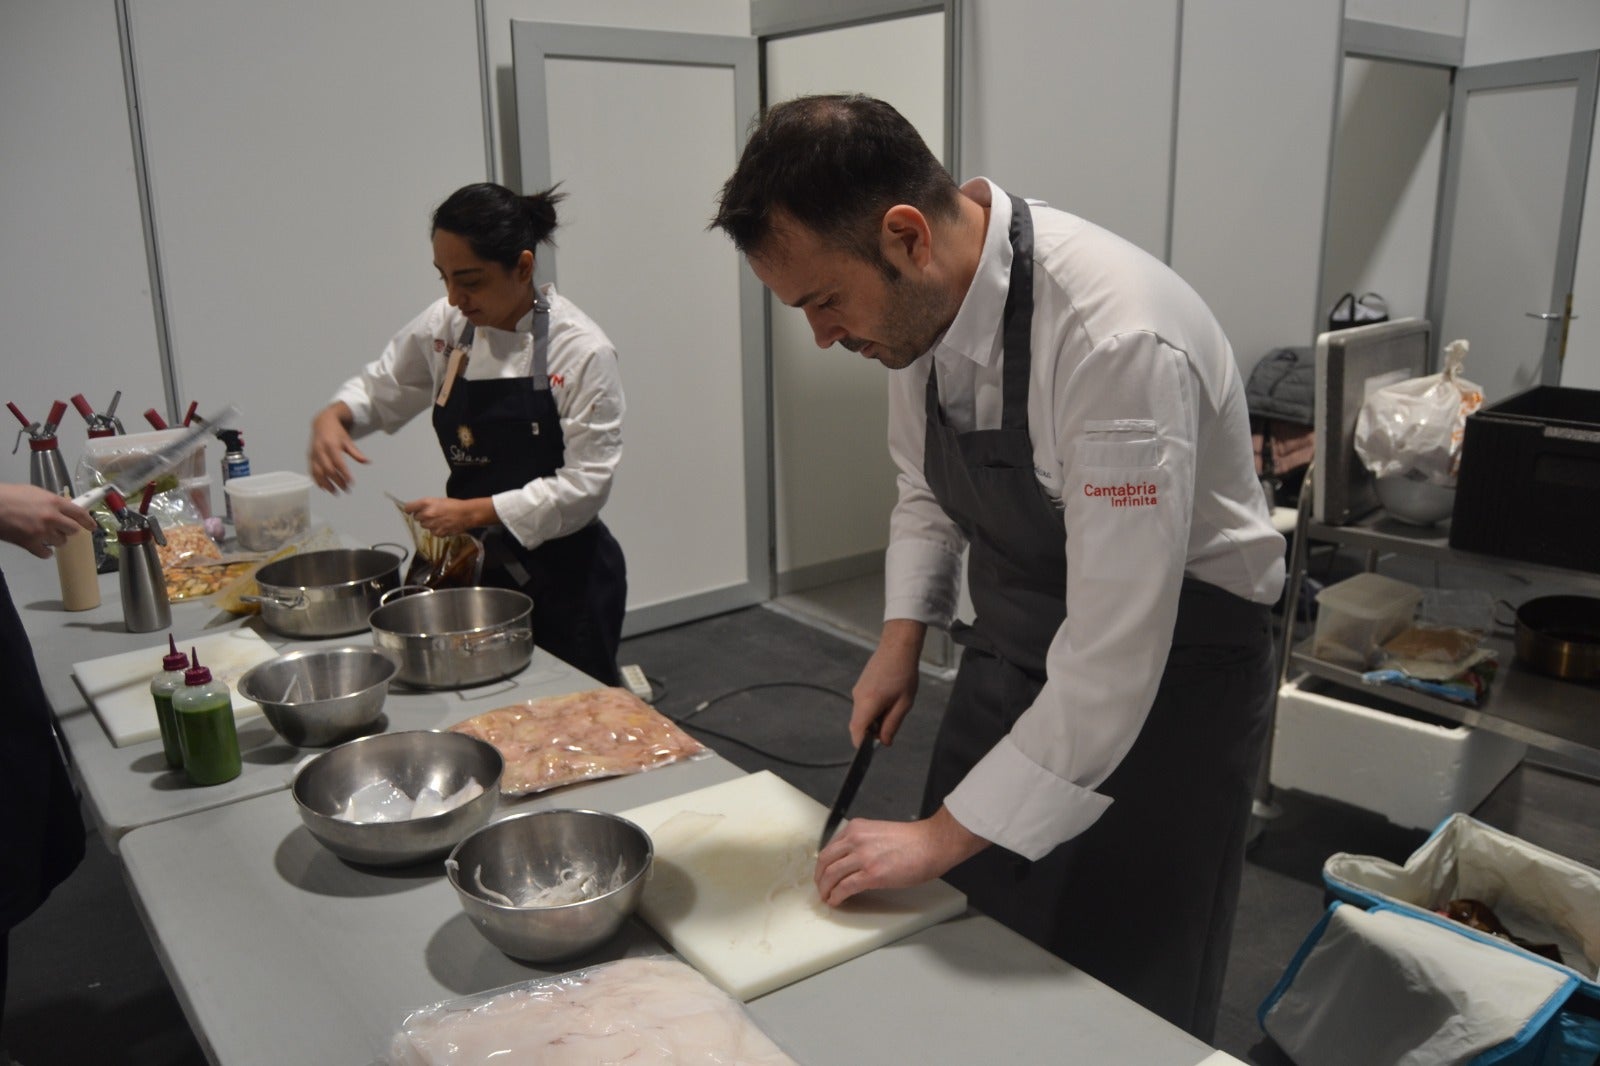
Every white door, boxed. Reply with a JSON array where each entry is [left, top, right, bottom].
[[512, 22, 765, 636], [1429, 51, 1599, 403]]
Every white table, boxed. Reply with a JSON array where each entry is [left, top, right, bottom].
[[119, 760, 1231, 1066]]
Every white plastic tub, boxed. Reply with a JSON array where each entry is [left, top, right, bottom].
[[225, 471, 311, 551]]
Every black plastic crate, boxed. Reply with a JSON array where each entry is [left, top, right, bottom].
[[1449, 385, 1600, 572]]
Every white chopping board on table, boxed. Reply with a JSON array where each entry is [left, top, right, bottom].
[[72, 629, 277, 748], [619, 770, 967, 1001]]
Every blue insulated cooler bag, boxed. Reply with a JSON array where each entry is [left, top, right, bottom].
[[1260, 814, 1600, 1066]]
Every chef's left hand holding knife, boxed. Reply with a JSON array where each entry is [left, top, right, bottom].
[[814, 617, 989, 907]]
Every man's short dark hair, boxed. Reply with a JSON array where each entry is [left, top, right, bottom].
[[712, 94, 961, 268]]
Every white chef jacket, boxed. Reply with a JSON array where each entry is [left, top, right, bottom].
[[886, 179, 1286, 861], [332, 285, 623, 551]]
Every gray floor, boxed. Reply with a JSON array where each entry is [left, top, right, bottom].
[[6, 601, 1600, 1065]]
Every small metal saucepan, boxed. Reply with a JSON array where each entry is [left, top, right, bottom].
[[244, 544, 407, 638], [367, 585, 534, 689], [1512, 595, 1600, 683]]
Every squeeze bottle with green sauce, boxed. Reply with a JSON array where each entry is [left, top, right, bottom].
[[149, 634, 189, 771], [173, 648, 241, 786]]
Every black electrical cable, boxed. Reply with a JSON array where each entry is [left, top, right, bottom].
[[663, 681, 856, 769]]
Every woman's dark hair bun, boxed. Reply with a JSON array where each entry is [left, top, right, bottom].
[[432, 182, 564, 269]]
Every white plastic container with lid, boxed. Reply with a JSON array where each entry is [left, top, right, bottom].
[[224, 470, 311, 551], [1312, 572, 1424, 670]]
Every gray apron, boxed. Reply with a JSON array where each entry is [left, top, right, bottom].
[[917, 191, 1275, 1042]]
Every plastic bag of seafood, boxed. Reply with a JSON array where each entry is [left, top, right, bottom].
[[385, 955, 796, 1065]]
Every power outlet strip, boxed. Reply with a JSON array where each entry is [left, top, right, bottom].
[[620, 663, 653, 702]]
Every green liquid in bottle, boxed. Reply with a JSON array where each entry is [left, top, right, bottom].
[[173, 652, 241, 786], [152, 690, 184, 770]]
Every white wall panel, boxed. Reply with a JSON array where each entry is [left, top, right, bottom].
[[1347, 0, 1466, 37], [765, 14, 944, 578], [124, 0, 485, 548], [0, 0, 162, 487], [1170, 1, 1344, 374], [960, 0, 1177, 259], [1464, 0, 1600, 389]]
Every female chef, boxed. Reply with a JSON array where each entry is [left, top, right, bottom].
[[308, 182, 627, 686]]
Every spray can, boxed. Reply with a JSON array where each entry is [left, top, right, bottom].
[[218, 429, 250, 522]]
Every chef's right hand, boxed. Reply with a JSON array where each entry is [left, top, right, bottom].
[[0, 483, 96, 558], [851, 618, 925, 746], [308, 403, 369, 494]]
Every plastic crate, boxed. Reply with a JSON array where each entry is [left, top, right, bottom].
[[1449, 385, 1600, 572]]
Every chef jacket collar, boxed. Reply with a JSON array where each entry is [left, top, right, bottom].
[[927, 177, 1013, 371]]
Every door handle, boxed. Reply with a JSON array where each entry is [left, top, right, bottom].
[[1526, 311, 1580, 320]]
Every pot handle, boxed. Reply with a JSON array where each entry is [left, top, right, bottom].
[[1493, 598, 1519, 630], [463, 628, 534, 656], [380, 584, 435, 606], [371, 540, 409, 566], [239, 591, 307, 611]]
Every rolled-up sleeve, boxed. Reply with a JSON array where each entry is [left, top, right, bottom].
[[944, 331, 1199, 860]]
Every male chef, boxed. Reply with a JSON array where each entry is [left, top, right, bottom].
[[712, 95, 1284, 1040]]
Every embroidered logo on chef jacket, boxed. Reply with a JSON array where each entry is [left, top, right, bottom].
[[434, 338, 447, 355], [1082, 480, 1160, 507], [549, 373, 564, 388]]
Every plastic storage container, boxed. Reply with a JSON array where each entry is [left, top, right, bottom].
[[1312, 572, 1423, 669], [225, 471, 311, 551], [1449, 384, 1600, 573]]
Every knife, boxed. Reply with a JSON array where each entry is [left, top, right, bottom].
[[819, 716, 882, 849], [73, 404, 238, 509]]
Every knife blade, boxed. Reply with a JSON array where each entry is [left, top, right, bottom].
[[819, 716, 882, 850], [73, 404, 238, 509]]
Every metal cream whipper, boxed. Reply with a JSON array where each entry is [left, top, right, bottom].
[[109, 486, 171, 633], [8, 400, 75, 498]]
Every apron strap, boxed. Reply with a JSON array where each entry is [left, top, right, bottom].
[[531, 296, 551, 389], [924, 191, 1035, 429], [1000, 193, 1034, 430]]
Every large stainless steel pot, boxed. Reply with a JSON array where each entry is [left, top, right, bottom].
[[368, 586, 534, 689], [1513, 595, 1600, 682], [245, 546, 406, 638]]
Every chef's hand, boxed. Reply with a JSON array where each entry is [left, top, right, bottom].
[[815, 806, 987, 907], [402, 497, 497, 538], [851, 618, 925, 746], [0, 484, 96, 559], [308, 403, 369, 494]]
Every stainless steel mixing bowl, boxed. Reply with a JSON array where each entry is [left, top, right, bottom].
[[238, 646, 396, 747], [292, 730, 502, 866], [446, 809, 653, 962]]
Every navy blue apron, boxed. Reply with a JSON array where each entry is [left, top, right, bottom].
[[0, 566, 87, 1002], [917, 192, 1275, 1041], [431, 298, 626, 686]]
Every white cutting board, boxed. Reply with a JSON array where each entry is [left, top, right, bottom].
[[72, 629, 278, 748], [619, 770, 967, 1001]]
